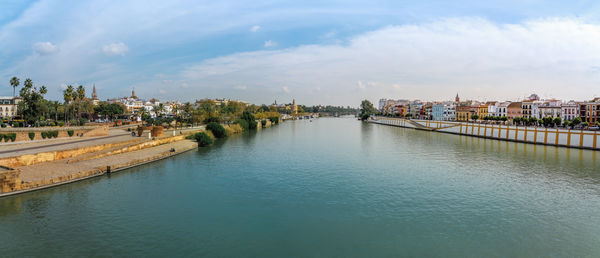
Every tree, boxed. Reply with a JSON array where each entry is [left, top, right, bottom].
[[241, 110, 257, 129], [9, 77, 20, 120], [63, 85, 75, 122], [94, 103, 125, 121], [572, 117, 582, 127], [552, 117, 561, 127], [206, 122, 226, 138], [513, 117, 522, 125], [153, 103, 165, 118], [471, 114, 479, 121], [75, 85, 86, 119], [528, 117, 538, 126], [359, 100, 375, 121], [18, 78, 47, 125], [9, 77, 20, 98]]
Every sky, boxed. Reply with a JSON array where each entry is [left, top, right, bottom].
[[1, 0, 600, 106]]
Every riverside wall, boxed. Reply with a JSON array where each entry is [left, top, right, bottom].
[[0, 125, 109, 142], [0, 133, 199, 196], [371, 117, 600, 150]]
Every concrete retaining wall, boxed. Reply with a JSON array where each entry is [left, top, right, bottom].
[[372, 117, 600, 150]]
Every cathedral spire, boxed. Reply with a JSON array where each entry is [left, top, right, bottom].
[[92, 84, 98, 100]]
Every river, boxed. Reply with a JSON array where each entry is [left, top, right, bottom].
[[1, 117, 599, 257]]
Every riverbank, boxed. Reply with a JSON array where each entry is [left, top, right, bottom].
[[370, 117, 600, 150], [0, 132, 201, 197], [0, 121, 276, 197]]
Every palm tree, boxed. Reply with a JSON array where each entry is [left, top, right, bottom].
[[153, 103, 164, 118], [63, 85, 75, 122], [53, 101, 60, 121], [9, 77, 20, 120], [76, 85, 86, 119], [10, 77, 20, 98], [39, 85, 47, 95]]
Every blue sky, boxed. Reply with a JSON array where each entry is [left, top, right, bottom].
[[1, 0, 600, 105]]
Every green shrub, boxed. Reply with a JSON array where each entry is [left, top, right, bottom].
[[28, 132, 35, 140], [194, 132, 213, 147], [248, 120, 258, 130], [206, 122, 226, 138], [79, 118, 88, 126], [49, 121, 56, 126], [0, 122, 5, 128], [58, 121, 65, 127], [269, 116, 279, 124], [52, 131, 59, 138], [67, 130, 74, 137], [261, 120, 267, 127], [41, 132, 47, 139], [235, 119, 249, 131], [7, 133, 16, 142], [0, 134, 4, 142], [3, 134, 9, 142]]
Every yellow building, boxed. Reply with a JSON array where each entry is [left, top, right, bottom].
[[478, 104, 488, 119], [456, 105, 470, 121]]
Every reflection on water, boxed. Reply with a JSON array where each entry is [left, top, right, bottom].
[[0, 117, 599, 257]]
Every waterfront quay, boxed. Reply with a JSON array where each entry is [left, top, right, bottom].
[[371, 117, 600, 150], [0, 126, 205, 196]]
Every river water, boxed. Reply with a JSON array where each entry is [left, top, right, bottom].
[[1, 117, 599, 257]]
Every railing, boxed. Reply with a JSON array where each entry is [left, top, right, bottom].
[[371, 117, 600, 150]]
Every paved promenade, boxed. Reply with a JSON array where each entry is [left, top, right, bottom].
[[0, 129, 135, 158], [0, 126, 204, 159], [17, 139, 197, 182]]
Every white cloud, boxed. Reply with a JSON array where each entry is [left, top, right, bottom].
[[102, 42, 129, 56], [181, 83, 189, 88], [33, 42, 58, 55], [250, 25, 261, 32], [264, 40, 276, 47], [159, 89, 166, 94], [282, 86, 290, 93], [234, 85, 247, 90], [182, 18, 600, 104]]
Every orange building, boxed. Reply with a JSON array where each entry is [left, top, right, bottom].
[[579, 98, 600, 124], [507, 102, 522, 120]]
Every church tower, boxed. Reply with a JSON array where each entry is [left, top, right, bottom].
[[92, 84, 98, 100], [91, 84, 99, 105], [131, 88, 138, 99], [455, 93, 460, 102], [292, 99, 298, 114]]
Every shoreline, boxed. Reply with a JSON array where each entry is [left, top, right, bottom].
[[370, 117, 600, 151], [0, 139, 198, 198]]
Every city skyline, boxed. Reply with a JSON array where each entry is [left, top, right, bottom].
[[2, 1, 600, 106]]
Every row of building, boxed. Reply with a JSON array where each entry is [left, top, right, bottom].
[[379, 94, 600, 124]]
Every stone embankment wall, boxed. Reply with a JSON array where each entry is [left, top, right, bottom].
[[0, 139, 140, 168], [372, 117, 600, 150], [0, 125, 108, 142], [0, 132, 199, 195]]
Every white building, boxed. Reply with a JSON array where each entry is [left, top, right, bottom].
[[443, 102, 456, 121], [495, 102, 510, 117], [0, 97, 21, 118], [561, 101, 579, 121], [538, 99, 561, 118]]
